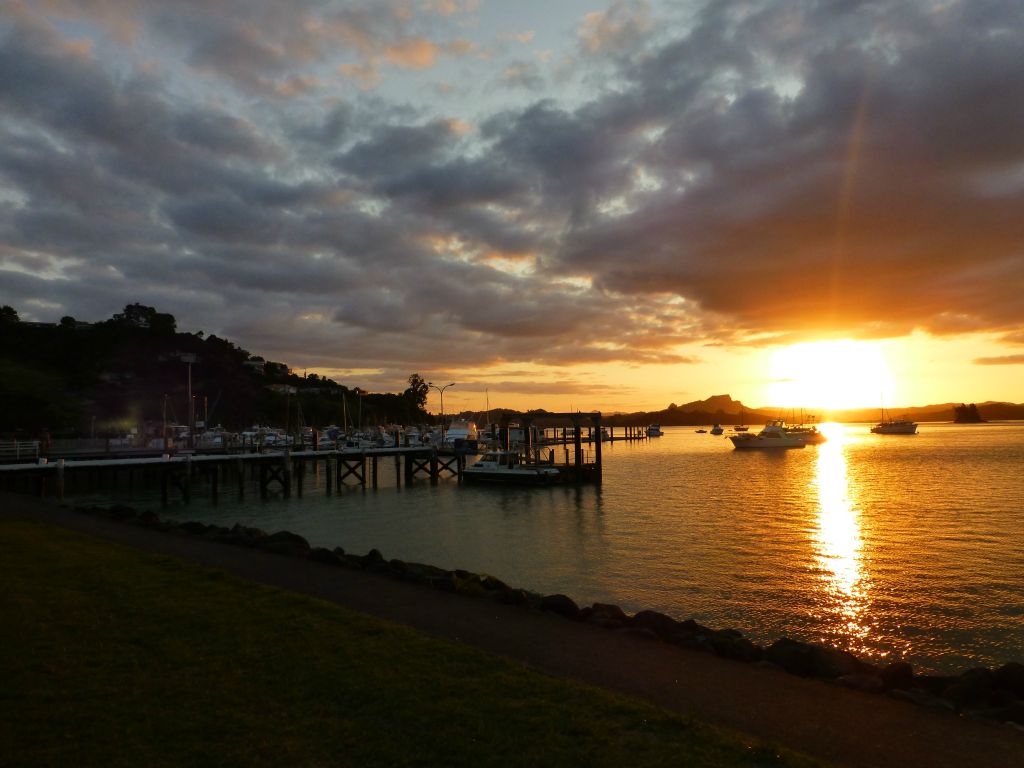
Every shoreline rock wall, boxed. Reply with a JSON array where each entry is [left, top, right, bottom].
[[78, 503, 1024, 728]]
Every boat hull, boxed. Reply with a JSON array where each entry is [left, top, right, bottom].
[[871, 422, 917, 434], [463, 468, 560, 484], [730, 436, 806, 449]]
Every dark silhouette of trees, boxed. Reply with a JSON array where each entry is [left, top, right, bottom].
[[953, 403, 985, 423]]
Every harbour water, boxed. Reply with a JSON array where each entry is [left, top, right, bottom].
[[70, 422, 1024, 674]]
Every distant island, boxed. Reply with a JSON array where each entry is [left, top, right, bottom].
[[953, 403, 987, 423]]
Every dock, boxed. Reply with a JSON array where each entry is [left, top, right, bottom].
[[0, 411, 632, 503]]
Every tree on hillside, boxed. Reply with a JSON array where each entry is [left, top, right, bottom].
[[111, 303, 177, 335], [404, 373, 429, 409], [0, 305, 19, 323]]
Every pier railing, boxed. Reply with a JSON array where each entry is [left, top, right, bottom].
[[0, 440, 40, 462]]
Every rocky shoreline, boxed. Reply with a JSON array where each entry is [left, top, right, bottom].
[[76, 503, 1024, 729]]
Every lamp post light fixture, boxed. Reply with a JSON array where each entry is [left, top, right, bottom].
[[427, 382, 455, 444]]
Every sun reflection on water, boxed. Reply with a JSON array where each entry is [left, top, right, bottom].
[[812, 423, 872, 654]]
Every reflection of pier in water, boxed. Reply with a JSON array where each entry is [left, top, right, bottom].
[[812, 428, 871, 653]]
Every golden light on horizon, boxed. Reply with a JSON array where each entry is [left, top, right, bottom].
[[766, 340, 895, 411]]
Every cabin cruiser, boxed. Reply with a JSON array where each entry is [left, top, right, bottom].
[[729, 420, 807, 449], [440, 420, 480, 453], [871, 418, 918, 434], [463, 450, 561, 484], [785, 423, 827, 444], [647, 424, 664, 437], [709, 424, 724, 435]]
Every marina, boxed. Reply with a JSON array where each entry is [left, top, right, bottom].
[[12, 420, 1024, 676]]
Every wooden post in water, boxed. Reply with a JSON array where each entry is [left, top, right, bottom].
[[325, 457, 333, 495], [429, 450, 439, 485], [592, 415, 603, 484], [573, 421, 583, 481], [371, 456, 379, 489]]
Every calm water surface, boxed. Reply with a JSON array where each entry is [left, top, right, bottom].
[[73, 422, 1024, 673]]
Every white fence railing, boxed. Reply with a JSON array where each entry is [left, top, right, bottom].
[[0, 440, 40, 461]]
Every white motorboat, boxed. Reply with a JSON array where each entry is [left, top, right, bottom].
[[463, 451, 561, 484], [871, 418, 918, 434], [647, 424, 664, 437], [729, 420, 807, 449]]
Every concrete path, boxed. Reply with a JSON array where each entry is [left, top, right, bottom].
[[4, 494, 1022, 768]]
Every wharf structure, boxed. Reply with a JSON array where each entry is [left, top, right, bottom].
[[0, 411, 616, 504]]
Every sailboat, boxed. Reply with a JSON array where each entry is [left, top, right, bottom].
[[733, 407, 749, 431], [871, 407, 918, 434]]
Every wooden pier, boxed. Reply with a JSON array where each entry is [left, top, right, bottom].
[[0, 446, 461, 505], [0, 411, 628, 503]]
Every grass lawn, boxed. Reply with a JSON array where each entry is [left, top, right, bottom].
[[0, 520, 823, 767]]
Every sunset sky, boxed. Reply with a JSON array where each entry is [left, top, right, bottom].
[[1, 1, 1022, 414]]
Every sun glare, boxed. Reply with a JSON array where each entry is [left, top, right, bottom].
[[766, 340, 894, 411]]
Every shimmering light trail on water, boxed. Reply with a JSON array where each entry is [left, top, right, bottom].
[[70, 422, 1024, 674]]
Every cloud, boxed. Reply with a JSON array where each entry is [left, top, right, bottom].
[[499, 61, 544, 90], [385, 37, 438, 69], [3, 0, 1024, 396], [578, 0, 653, 55], [974, 355, 1024, 366]]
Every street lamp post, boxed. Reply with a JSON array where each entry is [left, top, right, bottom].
[[427, 382, 455, 444]]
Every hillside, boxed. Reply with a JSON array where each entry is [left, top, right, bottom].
[[0, 304, 429, 437]]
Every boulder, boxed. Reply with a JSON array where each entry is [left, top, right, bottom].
[[539, 594, 579, 618], [765, 638, 819, 677], [632, 610, 678, 640], [879, 661, 915, 691], [256, 530, 311, 556], [709, 630, 763, 663], [836, 673, 885, 694], [941, 668, 994, 712], [479, 574, 510, 592], [178, 521, 210, 535], [308, 547, 345, 565], [584, 603, 629, 629], [993, 662, 1024, 699]]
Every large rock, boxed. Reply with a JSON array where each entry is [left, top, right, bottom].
[[539, 594, 579, 618], [879, 661, 915, 691], [765, 638, 818, 676], [941, 668, 994, 712], [308, 547, 345, 565], [708, 630, 763, 663], [993, 662, 1024, 699], [255, 530, 311, 556], [581, 603, 629, 629], [632, 610, 678, 640]]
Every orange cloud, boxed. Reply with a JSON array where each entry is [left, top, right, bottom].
[[385, 38, 438, 69]]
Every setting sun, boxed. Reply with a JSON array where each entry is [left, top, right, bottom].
[[765, 340, 895, 411]]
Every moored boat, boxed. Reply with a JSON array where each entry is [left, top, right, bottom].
[[463, 450, 561, 484], [871, 408, 917, 434], [647, 424, 664, 437], [871, 418, 918, 434], [729, 420, 807, 449], [710, 424, 724, 435]]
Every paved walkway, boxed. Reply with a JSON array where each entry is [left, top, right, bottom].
[[4, 494, 1023, 768]]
